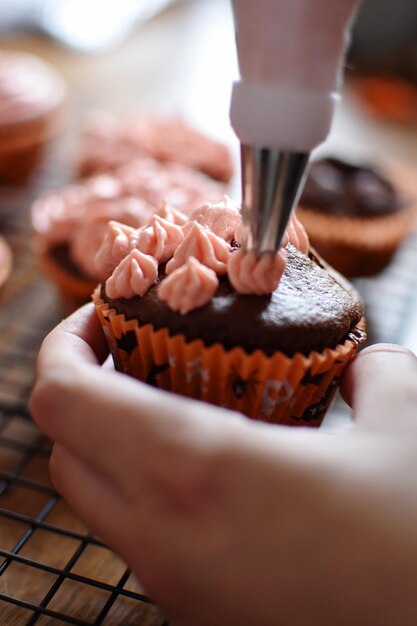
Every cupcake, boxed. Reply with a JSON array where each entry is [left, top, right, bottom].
[[0, 51, 66, 185], [32, 158, 226, 311], [93, 200, 366, 427], [77, 111, 234, 183], [297, 157, 417, 277]]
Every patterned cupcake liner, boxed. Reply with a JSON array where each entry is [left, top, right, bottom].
[[94, 288, 366, 427]]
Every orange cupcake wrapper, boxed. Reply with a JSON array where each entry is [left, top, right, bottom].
[[93, 288, 366, 427]]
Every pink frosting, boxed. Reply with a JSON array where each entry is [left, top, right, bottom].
[[0, 52, 65, 124], [282, 213, 309, 254], [71, 221, 111, 280], [95, 221, 135, 280], [129, 215, 184, 263], [157, 202, 188, 226], [116, 158, 225, 216], [33, 177, 154, 247], [166, 221, 231, 275], [105, 249, 158, 299], [158, 257, 219, 314], [99, 199, 311, 311], [227, 248, 287, 295], [191, 196, 242, 242], [78, 112, 234, 183], [33, 156, 226, 282]]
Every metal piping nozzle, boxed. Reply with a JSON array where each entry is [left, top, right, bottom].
[[240, 145, 310, 254]]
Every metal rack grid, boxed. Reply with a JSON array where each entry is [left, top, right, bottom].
[[0, 406, 163, 625], [0, 165, 166, 623]]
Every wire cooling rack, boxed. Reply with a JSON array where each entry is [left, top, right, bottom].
[[0, 160, 166, 623], [1, 151, 417, 623]]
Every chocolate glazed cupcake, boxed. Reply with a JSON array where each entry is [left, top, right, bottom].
[[93, 200, 366, 427], [297, 157, 417, 277]]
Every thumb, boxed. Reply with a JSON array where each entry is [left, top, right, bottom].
[[340, 344, 417, 432]]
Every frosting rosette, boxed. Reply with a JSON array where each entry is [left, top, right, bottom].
[[105, 249, 158, 299], [191, 196, 242, 242], [227, 248, 287, 295], [95, 221, 135, 280], [157, 202, 188, 226], [158, 257, 219, 314], [166, 221, 231, 276], [129, 215, 184, 264], [94, 200, 313, 311]]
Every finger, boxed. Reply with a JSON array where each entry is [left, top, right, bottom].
[[340, 343, 417, 431], [36, 303, 109, 376], [50, 443, 133, 555], [31, 360, 244, 498]]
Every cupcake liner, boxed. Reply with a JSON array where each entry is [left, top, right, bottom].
[[94, 288, 366, 427], [297, 162, 417, 277]]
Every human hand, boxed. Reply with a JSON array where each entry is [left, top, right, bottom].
[[30, 305, 417, 626]]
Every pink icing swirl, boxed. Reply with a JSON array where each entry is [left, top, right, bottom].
[[95, 221, 135, 280], [129, 215, 184, 263], [71, 221, 110, 281], [158, 257, 219, 314], [282, 212, 309, 254], [157, 202, 188, 226], [115, 158, 225, 215], [191, 196, 242, 242], [166, 221, 231, 275], [105, 249, 158, 299], [78, 113, 233, 183], [227, 248, 287, 295]]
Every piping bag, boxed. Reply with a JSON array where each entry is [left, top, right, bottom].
[[230, 0, 359, 253]]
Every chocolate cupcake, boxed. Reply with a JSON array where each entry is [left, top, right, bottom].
[[32, 158, 226, 311], [0, 51, 66, 185], [93, 201, 365, 427], [297, 157, 417, 277]]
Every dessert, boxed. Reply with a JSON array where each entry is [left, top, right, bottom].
[[93, 200, 366, 426], [77, 112, 234, 183], [32, 158, 226, 310], [297, 157, 417, 276], [0, 51, 66, 184]]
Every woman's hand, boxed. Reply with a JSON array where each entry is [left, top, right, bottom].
[[30, 304, 417, 626]]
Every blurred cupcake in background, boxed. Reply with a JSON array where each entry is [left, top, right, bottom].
[[76, 111, 234, 183], [32, 158, 227, 311], [0, 51, 66, 185], [297, 157, 417, 277]]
